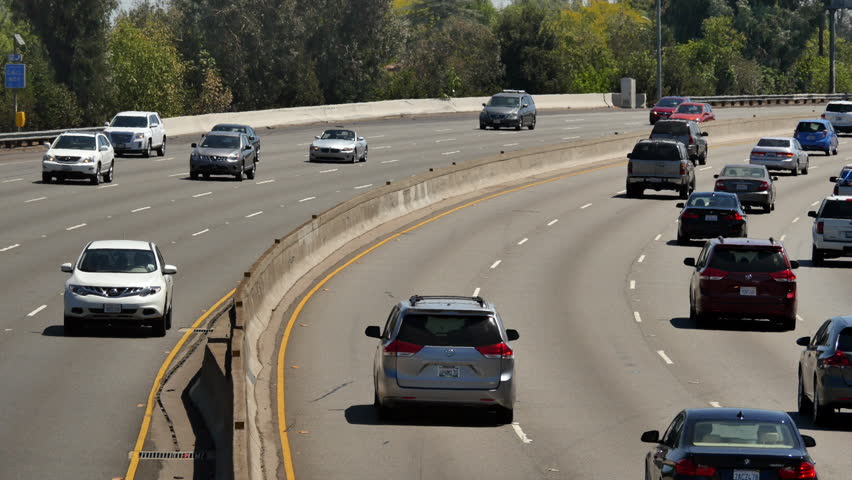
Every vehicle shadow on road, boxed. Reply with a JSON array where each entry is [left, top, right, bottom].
[[345, 404, 499, 428], [41, 324, 153, 338], [612, 193, 682, 201], [786, 411, 852, 433], [797, 259, 850, 269], [669, 317, 786, 333]]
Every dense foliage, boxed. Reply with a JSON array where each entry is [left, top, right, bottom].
[[0, 0, 850, 130]]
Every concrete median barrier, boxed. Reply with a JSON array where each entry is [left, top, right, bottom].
[[200, 112, 804, 480]]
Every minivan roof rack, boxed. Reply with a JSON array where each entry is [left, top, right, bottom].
[[408, 295, 486, 307], [502, 89, 526, 94]]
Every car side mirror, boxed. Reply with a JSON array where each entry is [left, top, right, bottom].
[[796, 336, 811, 347], [244, 145, 252, 150], [104, 121, 110, 127], [801, 435, 816, 448], [683, 258, 696, 267], [676, 202, 685, 208], [522, 103, 529, 108], [358, 136, 365, 141], [314, 135, 320, 140], [506, 329, 520, 341], [830, 176, 838, 182], [162, 265, 177, 275], [249, 136, 256, 141], [701, 132, 708, 136], [364, 326, 381, 338], [191, 143, 197, 148], [641, 430, 660, 443], [61, 263, 73, 273], [713, 174, 719, 178], [482, 103, 486, 107], [626, 153, 632, 159], [807, 211, 818, 218], [790, 260, 800, 269]]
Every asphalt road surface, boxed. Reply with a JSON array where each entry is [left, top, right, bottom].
[[0, 104, 824, 478]]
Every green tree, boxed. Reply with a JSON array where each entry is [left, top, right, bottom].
[[495, 0, 562, 93]]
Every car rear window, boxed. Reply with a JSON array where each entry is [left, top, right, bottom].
[[651, 122, 689, 135], [756, 139, 790, 148], [687, 195, 737, 208], [397, 314, 502, 347], [691, 421, 795, 448], [631, 142, 681, 160], [820, 200, 852, 219], [708, 248, 787, 272], [838, 328, 852, 351], [720, 166, 765, 178], [676, 104, 702, 114], [827, 103, 852, 113], [797, 122, 826, 133]]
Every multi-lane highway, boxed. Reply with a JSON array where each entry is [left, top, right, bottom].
[[0, 104, 824, 479]]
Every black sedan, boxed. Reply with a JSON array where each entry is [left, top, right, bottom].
[[642, 408, 817, 480], [677, 192, 747, 244], [211, 123, 261, 160]]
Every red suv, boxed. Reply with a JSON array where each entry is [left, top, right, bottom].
[[649, 96, 692, 124], [684, 237, 799, 330]]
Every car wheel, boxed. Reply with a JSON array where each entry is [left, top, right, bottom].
[[90, 164, 101, 185], [781, 316, 796, 331], [812, 380, 833, 425], [64, 316, 82, 336], [203, 173, 210, 180], [143, 140, 151, 158], [802, 165, 809, 175], [825, 148, 830, 156], [812, 246, 825, 266], [528, 116, 536, 130], [246, 161, 256, 180], [699, 153, 707, 165], [833, 148, 839, 156], [157, 137, 166, 156], [479, 123, 486, 130], [361, 147, 368, 162], [374, 391, 391, 421], [165, 307, 172, 330], [793, 164, 799, 176], [763, 203, 771, 213], [515, 118, 523, 131], [496, 407, 514, 425], [190, 171, 199, 180], [677, 232, 689, 245], [42, 172, 51, 184], [798, 371, 814, 415], [104, 163, 114, 183], [151, 316, 167, 337], [235, 162, 244, 181], [679, 183, 690, 199]]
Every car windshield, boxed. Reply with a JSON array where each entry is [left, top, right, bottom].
[[396, 314, 502, 347], [487, 96, 520, 107], [656, 98, 685, 108], [320, 130, 355, 141], [676, 104, 702, 114], [53, 136, 96, 150], [212, 125, 246, 134], [687, 195, 738, 208], [827, 103, 852, 113], [757, 139, 791, 148], [200, 135, 240, 149], [110, 116, 148, 128], [690, 420, 796, 448], [820, 200, 852, 219], [797, 122, 826, 133], [721, 166, 765, 179], [652, 122, 689, 135], [708, 248, 787, 273], [78, 248, 157, 273], [631, 143, 681, 160]]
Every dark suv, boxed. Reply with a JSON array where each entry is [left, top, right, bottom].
[[650, 119, 709, 165], [797, 316, 852, 425], [684, 237, 799, 330], [480, 90, 536, 130]]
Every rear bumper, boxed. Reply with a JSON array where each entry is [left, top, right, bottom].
[[830, 123, 852, 133], [697, 296, 796, 319], [679, 221, 745, 239], [814, 236, 852, 253], [750, 157, 797, 171], [377, 372, 515, 410], [732, 191, 770, 206], [797, 139, 832, 150], [628, 176, 685, 191], [819, 375, 852, 406]]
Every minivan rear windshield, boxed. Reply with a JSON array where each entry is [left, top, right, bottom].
[[756, 139, 790, 148], [631, 143, 681, 160], [708, 248, 787, 273], [820, 200, 852, 219], [827, 103, 852, 113], [397, 314, 501, 347], [652, 122, 689, 135]]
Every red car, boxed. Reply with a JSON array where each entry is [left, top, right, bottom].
[[670, 102, 716, 122], [684, 237, 799, 330], [649, 96, 692, 124]]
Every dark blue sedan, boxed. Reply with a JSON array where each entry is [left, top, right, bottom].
[[642, 408, 818, 480], [794, 119, 838, 156], [676, 192, 747, 244]]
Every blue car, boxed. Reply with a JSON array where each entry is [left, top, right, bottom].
[[795, 118, 838, 155]]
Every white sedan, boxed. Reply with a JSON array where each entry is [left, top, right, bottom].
[[749, 137, 809, 175], [42, 132, 115, 185]]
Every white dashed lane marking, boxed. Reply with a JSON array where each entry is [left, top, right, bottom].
[[0, 244, 20, 252], [562, 136, 580, 140], [320, 169, 338, 173], [472, 287, 481, 297], [490, 260, 502, 269], [367, 135, 385, 139], [780, 234, 786, 242], [25, 197, 47, 203], [699, 166, 713, 171], [245, 211, 263, 218], [517, 238, 528, 245], [131, 206, 151, 213], [657, 350, 674, 365], [654, 234, 662, 241], [354, 184, 373, 190], [373, 146, 391, 150], [193, 192, 212, 198], [638, 254, 646, 263], [97, 183, 119, 189], [192, 229, 209, 237], [580, 203, 592, 209], [797, 314, 805, 322], [503, 143, 519, 147], [630, 280, 636, 290], [512, 423, 533, 444], [435, 138, 456, 143], [709, 402, 722, 408], [27, 305, 47, 317], [792, 217, 800, 223], [442, 150, 461, 155], [634, 311, 642, 323], [256, 179, 275, 185], [299, 197, 316, 203], [380, 159, 399, 164], [547, 219, 559, 226], [168, 172, 188, 177], [811, 200, 820, 206], [66, 223, 86, 231], [2, 178, 22, 183], [562, 127, 580, 130]]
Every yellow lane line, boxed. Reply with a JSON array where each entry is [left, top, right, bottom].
[[124, 289, 236, 480], [276, 161, 622, 479]]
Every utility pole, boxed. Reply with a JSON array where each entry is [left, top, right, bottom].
[[830, 7, 836, 93], [656, 0, 662, 101], [13, 36, 17, 130]]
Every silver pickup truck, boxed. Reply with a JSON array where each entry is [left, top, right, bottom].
[[626, 139, 696, 199]]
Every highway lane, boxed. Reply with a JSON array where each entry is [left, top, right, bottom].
[[0, 104, 825, 479], [280, 138, 852, 478]]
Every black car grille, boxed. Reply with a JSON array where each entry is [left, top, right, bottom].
[[78, 286, 145, 297], [490, 114, 507, 119], [320, 148, 341, 153], [110, 132, 133, 144], [197, 155, 230, 162], [57, 156, 81, 162]]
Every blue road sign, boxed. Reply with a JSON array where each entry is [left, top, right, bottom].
[[5, 63, 25, 89]]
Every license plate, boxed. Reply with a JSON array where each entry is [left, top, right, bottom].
[[705, 215, 718, 221], [438, 366, 459, 378], [648, 178, 662, 183], [733, 470, 760, 480], [807, 135, 815, 140], [737, 184, 748, 191], [104, 304, 121, 313], [740, 286, 757, 296], [493, 119, 501, 124], [62, 166, 72, 171]]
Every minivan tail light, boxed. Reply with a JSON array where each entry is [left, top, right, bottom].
[[475, 342, 513, 359], [383, 340, 423, 357], [779, 461, 817, 479], [824, 350, 852, 367], [680, 163, 686, 175], [700, 267, 727, 281], [821, 113, 826, 119], [769, 269, 796, 282], [817, 221, 824, 234], [675, 458, 716, 476], [757, 181, 770, 191]]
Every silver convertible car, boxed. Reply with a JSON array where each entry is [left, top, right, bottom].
[[308, 128, 367, 163]]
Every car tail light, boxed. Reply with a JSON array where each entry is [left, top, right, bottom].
[[675, 458, 716, 476], [779, 461, 817, 479], [822, 130, 828, 138], [681, 210, 701, 220], [689, 134, 695, 145], [475, 342, 513, 359], [824, 350, 852, 367], [781, 152, 795, 157], [383, 339, 423, 357], [817, 221, 824, 234], [680, 163, 686, 175], [715, 180, 726, 190], [724, 212, 743, 221], [751, 150, 764, 156], [821, 113, 826, 119], [757, 181, 770, 191], [700, 267, 727, 281], [770, 269, 797, 282]]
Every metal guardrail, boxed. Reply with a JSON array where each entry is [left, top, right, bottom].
[[691, 93, 852, 107], [0, 126, 104, 148]]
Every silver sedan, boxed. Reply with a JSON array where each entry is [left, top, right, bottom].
[[749, 137, 809, 175], [308, 128, 367, 163]]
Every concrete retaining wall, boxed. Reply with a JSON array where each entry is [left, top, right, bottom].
[[225, 113, 804, 480]]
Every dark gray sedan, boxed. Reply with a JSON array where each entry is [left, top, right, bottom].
[[189, 131, 257, 181], [714, 164, 777, 212], [211, 123, 261, 160], [797, 316, 852, 425]]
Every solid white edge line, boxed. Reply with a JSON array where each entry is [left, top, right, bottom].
[[654, 234, 662, 241], [490, 260, 502, 269], [547, 219, 558, 226], [473, 287, 481, 297], [298, 196, 316, 202], [633, 311, 642, 323], [511, 423, 533, 444], [0, 244, 20, 252], [638, 254, 646, 263], [256, 179, 275, 185], [131, 206, 151, 213], [192, 228, 210, 236], [66, 223, 86, 231], [2, 178, 22, 183], [25, 197, 47, 203], [709, 401, 722, 408], [517, 238, 528, 245], [580, 203, 592, 209], [193, 192, 212, 198], [245, 211, 263, 218], [27, 305, 47, 317], [657, 350, 674, 365], [630, 280, 636, 290]]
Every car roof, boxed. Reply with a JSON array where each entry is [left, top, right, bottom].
[[492, 92, 524, 98], [87, 240, 152, 250], [827, 100, 852, 105], [823, 195, 852, 201], [400, 295, 495, 313], [205, 131, 243, 138], [828, 316, 852, 328], [709, 237, 780, 248], [113, 111, 158, 117], [759, 136, 793, 141], [637, 138, 681, 145], [690, 191, 737, 198], [685, 408, 793, 423], [212, 123, 250, 129], [57, 132, 98, 138], [798, 118, 830, 124]]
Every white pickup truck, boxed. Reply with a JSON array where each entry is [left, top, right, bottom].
[[103, 111, 167, 157], [810, 196, 852, 264], [626, 139, 696, 199]]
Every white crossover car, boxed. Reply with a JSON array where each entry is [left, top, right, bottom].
[[104, 111, 167, 157], [61, 240, 176, 336], [42, 132, 115, 185]]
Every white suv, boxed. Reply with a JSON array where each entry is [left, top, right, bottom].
[[809, 196, 852, 265], [61, 240, 176, 336], [822, 101, 852, 134], [42, 132, 115, 185], [104, 111, 167, 157]]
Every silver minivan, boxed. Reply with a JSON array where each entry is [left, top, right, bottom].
[[365, 295, 519, 424]]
